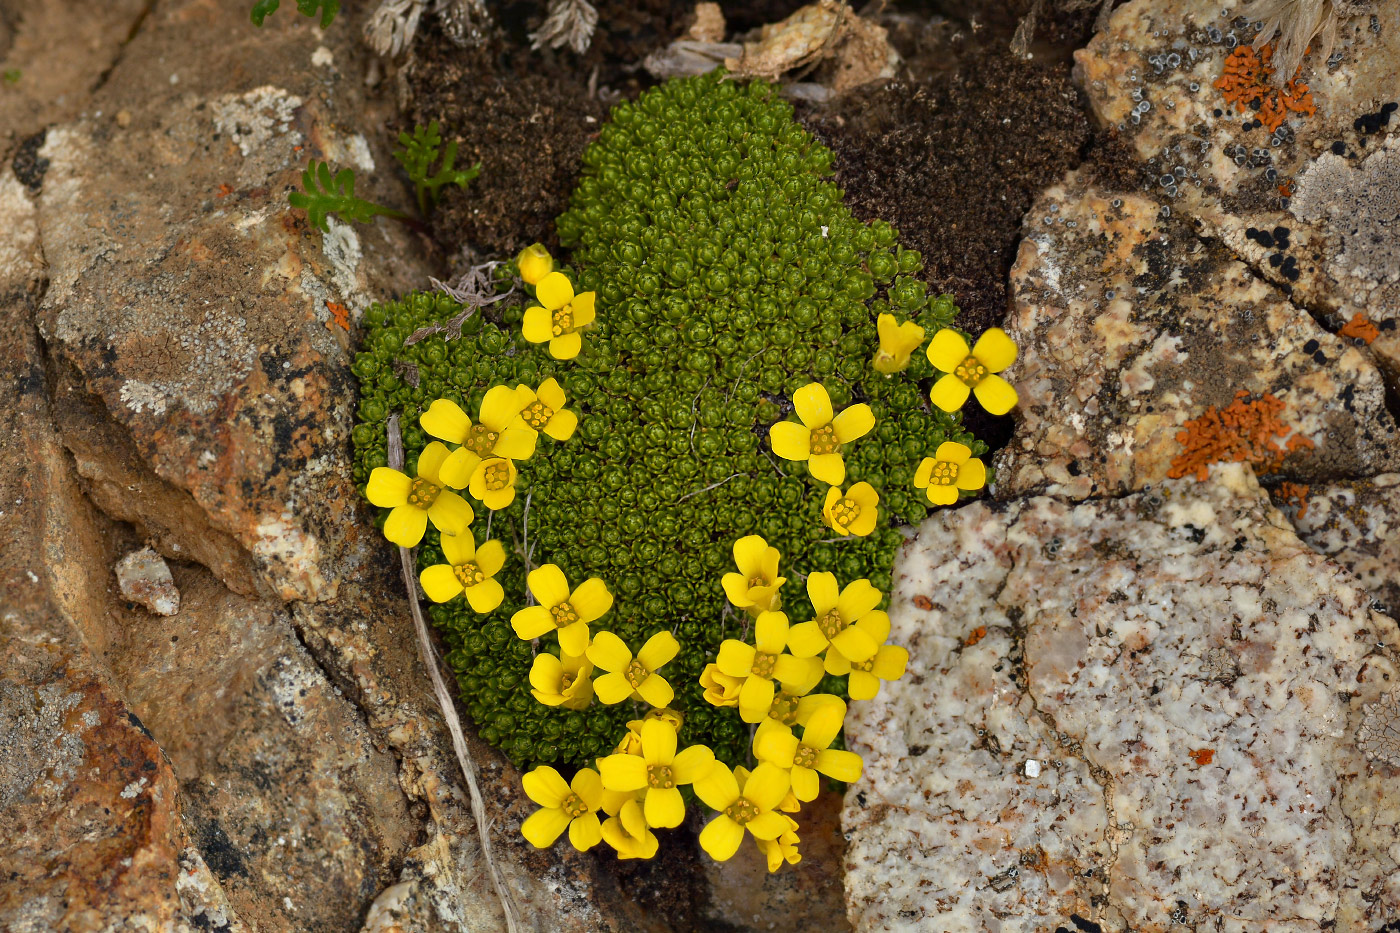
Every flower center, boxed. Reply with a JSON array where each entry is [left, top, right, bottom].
[[552, 305, 574, 336], [550, 601, 579, 628], [482, 460, 512, 491], [768, 690, 800, 726], [793, 744, 818, 769], [560, 792, 589, 819], [522, 400, 555, 430], [560, 671, 576, 691], [747, 574, 769, 590], [625, 658, 650, 688], [750, 651, 777, 680], [407, 477, 442, 508], [831, 496, 861, 526], [723, 796, 760, 826], [953, 355, 988, 385], [809, 423, 840, 455], [851, 657, 875, 673], [817, 610, 847, 641], [929, 461, 959, 486], [452, 560, 486, 588], [646, 764, 675, 789], [465, 422, 499, 456]]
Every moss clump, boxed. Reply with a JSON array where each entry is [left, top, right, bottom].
[[351, 71, 986, 769]]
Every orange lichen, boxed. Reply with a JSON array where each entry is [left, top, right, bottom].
[[965, 626, 987, 647], [1275, 481, 1311, 518], [1339, 312, 1379, 345], [1277, 180, 1293, 198], [1214, 43, 1316, 134], [327, 300, 351, 331], [215, 183, 234, 198], [1168, 390, 1315, 482], [1189, 748, 1215, 766], [912, 595, 934, 611]]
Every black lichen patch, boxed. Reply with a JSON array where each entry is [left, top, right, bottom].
[[353, 73, 985, 769]]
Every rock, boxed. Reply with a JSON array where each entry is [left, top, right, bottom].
[[1271, 473, 1400, 615], [1075, 0, 1400, 379], [116, 547, 181, 616], [844, 463, 1400, 931], [687, 2, 727, 42], [994, 168, 1400, 500]]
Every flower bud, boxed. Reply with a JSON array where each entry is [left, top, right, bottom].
[[517, 243, 554, 285]]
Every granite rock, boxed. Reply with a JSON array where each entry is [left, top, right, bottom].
[[995, 169, 1400, 499], [845, 464, 1400, 932], [115, 547, 181, 616]]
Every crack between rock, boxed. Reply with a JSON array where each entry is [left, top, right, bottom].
[[89, 0, 158, 96]]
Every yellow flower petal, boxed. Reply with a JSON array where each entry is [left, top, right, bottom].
[[522, 306, 553, 344], [934, 441, 972, 465], [417, 441, 452, 485], [521, 807, 571, 848], [464, 578, 505, 614], [753, 721, 798, 766], [536, 271, 574, 310], [855, 609, 891, 645], [912, 457, 934, 488], [619, 797, 648, 839], [636, 674, 674, 709], [926, 328, 971, 372], [732, 534, 771, 578], [570, 578, 614, 623], [672, 744, 715, 783], [426, 491, 474, 536], [568, 812, 602, 851], [924, 484, 959, 506], [587, 631, 632, 672], [768, 421, 811, 461], [383, 505, 428, 547], [816, 748, 864, 783], [558, 621, 591, 658], [742, 762, 791, 812], [366, 467, 411, 507], [801, 702, 845, 750], [538, 377, 567, 410], [420, 398, 471, 444], [832, 404, 874, 444], [572, 767, 605, 809], [774, 655, 823, 694], [475, 539, 506, 576], [836, 579, 882, 621], [746, 810, 791, 841], [598, 754, 648, 791], [973, 373, 1019, 416], [847, 670, 880, 701], [753, 611, 789, 654], [699, 815, 745, 861], [550, 332, 582, 360], [738, 676, 776, 724], [438, 447, 480, 489], [644, 786, 686, 828], [593, 671, 634, 704], [480, 385, 526, 432], [873, 644, 909, 681], [420, 564, 464, 603], [796, 694, 846, 727], [929, 373, 972, 413], [831, 625, 879, 664], [694, 761, 740, 810], [792, 383, 833, 428], [849, 507, 879, 537], [641, 719, 676, 765], [805, 572, 840, 616], [571, 291, 596, 327], [716, 640, 757, 678], [528, 564, 571, 608], [493, 426, 538, 460], [438, 529, 476, 566], [517, 242, 553, 286], [637, 630, 679, 671], [957, 457, 987, 491], [544, 407, 578, 441], [529, 653, 564, 693], [523, 766, 571, 807], [511, 606, 556, 640], [785, 621, 827, 658], [790, 767, 820, 802], [807, 453, 845, 486], [972, 327, 1018, 372]]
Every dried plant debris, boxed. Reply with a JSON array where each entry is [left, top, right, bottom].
[[531, 0, 600, 54], [363, 0, 490, 57], [1357, 690, 1400, 767], [1242, 0, 1374, 87]]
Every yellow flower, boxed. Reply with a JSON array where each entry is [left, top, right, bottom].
[[913, 441, 987, 507], [825, 610, 908, 700], [365, 441, 475, 547], [694, 761, 792, 862], [821, 483, 879, 537], [753, 701, 862, 802], [716, 611, 824, 724], [600, 795, 658, 860], [469, 456, 520, 510], [734, 766, 802, 872], [520, 765, 604, 851], [700, 663, 743, 707], [786, 572, 884, 672], [517, 242, 554, 285], [720, 534, 785, 612], [522, 271, 596, 361], [764, 690, 844, 730], [510, 565, 613, 656], [418, 531, 506, 612], [597, 720, 715, 828], [587, 630, 678, 708], [421, 387, 537, 488], [528, 651, 594, 709], [514, 378, 578, 442], [614, 708, 684, 754], [926, 327, 1019, 415], [872, 313, 925, 374], [768, 382, 875, 485]]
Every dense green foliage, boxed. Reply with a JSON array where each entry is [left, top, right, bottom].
[[250, 0, 339, 28], [289, 160, 402, 232], [351, 72, 985, 769], [394, 122, 482, 216]]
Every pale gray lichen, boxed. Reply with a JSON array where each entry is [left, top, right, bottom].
[[1357, 690, 1400, 767], [1291, 137, 1400, 289]]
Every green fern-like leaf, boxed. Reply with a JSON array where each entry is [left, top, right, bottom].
[[251, 0, 339, 28], [393, 121, 481, 215], [288, 161, 402, 232]]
